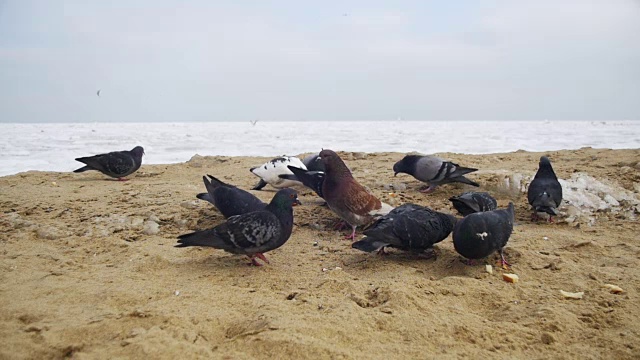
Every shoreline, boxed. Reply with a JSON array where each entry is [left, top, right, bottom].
[[1, 148, 639, 359]]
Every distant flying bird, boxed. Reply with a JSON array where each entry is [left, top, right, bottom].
[[96, 90, 101, 97], [250, 120, 258, 126]]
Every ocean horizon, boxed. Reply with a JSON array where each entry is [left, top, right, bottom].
[[1, 120, 639, 177]]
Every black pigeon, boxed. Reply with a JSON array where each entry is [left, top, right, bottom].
[[196, 174, 266, 218], [527, 156, 563, 222], [302, 153, 325, 172], [73, 146, 144, 181], [278, 165, 325, 198], [393, 155, 479, 193], [352, 203, 457, 256], [176, 188, 301, 266], [449, 192, 498, 216], [452, 202, 515, 266]]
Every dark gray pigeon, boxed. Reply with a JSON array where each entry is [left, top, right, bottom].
[[449, 192, 498, 216], [393, 155, 479, 193], [527, 156, 563, 222], [352, 203, 457, 256], [176, 188, 301, 266], [320, 149, 393, 240], [452, 202, 515, 266], [73, 146, 144, 181], [196, 174, 266, 218], [302, 153, 325, 172], [278, 165, 325, 198]]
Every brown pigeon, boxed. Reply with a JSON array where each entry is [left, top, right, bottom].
[[319, 149, 393, 240]]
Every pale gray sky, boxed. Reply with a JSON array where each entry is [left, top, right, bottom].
[[1, 0, 639, 122]]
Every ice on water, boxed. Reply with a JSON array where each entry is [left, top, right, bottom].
[[0, 120, 639, 177]]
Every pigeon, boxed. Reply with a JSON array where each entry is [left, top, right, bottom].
[[527, 156, 563, 222], [250, 156, 306, 190], [352, 204, 457, 256], [452, 202, 515, 266], [393, 155, 479, 193], [73, 146, 144, 181], [278, 165, 325, 198], [196, 174, 266, 218], [302, 153, 325, 172], [176, 188, 301, 266], [319, 149, 394, 240], [449, 192, 498, 216]]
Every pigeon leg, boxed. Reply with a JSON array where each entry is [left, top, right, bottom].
[[417, 248, 437, 260], [333, 220, 348, 230], [254, 253, 270, 264], [547, 216, 555, 223], [530, 212, 540, 222], [419, 185, 437, 194], [376, 247, 388, 256], [499, 249, 511, 268], [247, 255, 265, 266], [463, 258, 476, 266], [344, 225, 357, 241], [116, 177, 129, 181]]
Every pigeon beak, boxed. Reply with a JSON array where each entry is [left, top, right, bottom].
[[293, 198, 302, 206]]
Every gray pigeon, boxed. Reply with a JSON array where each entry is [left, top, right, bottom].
[[452, 202, 515, 266], [196, 174, 266, 218], [527, 156, 563, 222], [320, 149, 393, 240], [449, 192, 497, 216], [393, 155, 479, 193], [302, 153, 325, 172], [278, 165, 325, 198], [176, 188, 301, 266], [73, 146, 144, 181], [352, 203, 457, 256]]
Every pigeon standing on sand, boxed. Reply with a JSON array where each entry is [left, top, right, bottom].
[[176, 188, 301, 266], [449, 192, 498, 216], [196, 174, 266, 218], [73, 146, 144, 181], [250, 156, 306, 190], [452, 202, 515, 266], [352, 204, 457, 257], [527, 156, 563, 222], [319, 149, 394, 240], [278, 165, 325, 198], [393, 155, 479, 193]]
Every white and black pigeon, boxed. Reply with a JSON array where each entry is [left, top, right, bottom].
[[176, 188, 301, 266], [393, 155, 479, 193], [250, 156, 306, 190], [320, 149, 394, 240], [449, 192, 498, 216], [278, 165, 325, 198], [453, 202, 515, 266], [73, 146, 144, 181], [196, 174, 266, 218], [352, 203, 457, 257], [527, 156, 563, 222]]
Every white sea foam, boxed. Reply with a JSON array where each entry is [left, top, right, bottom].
[[0, 120, 638, 177]]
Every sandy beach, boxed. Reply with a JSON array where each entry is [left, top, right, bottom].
[[1, 147, 639, 359]]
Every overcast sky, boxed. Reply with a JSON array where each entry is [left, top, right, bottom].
[[1, 0, 639, 122]]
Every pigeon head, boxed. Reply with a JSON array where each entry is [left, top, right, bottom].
[[319, 149, 352, 177], [269, 188, 302, 209], [393, 155, 420, 176], [536, 156, 558, 179], [131, 146, 145, 158]]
